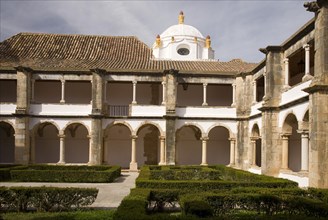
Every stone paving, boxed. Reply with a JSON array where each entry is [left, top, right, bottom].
[[0, 171, 139, 209]]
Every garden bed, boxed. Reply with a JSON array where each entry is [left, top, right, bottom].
[[115, 165, 328, 220]]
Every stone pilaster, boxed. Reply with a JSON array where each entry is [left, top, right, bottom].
[[14, 66, 32, 164], [260, 47, 284, 176], [164, 69, 178, 165], [235, 74, 253, 169], [304, 0, 328, 188], [89, 68, 105, 165], [91, 68, 106, 115]]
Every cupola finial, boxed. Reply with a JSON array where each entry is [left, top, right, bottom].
[[179, 11, 184, 24]]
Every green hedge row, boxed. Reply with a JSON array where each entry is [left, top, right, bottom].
[[181, 192, 328, 218], [1, 165, 121, 183], [136, 166, 298, 190], [2, 210, 115, 220], [0, 186, 98, 212], [114, 188, 328, 220]]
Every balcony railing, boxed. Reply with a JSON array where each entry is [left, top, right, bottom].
[[108, 105, 129, 117]]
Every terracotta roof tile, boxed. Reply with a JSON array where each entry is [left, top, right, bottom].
[[0, 33, 257, 74]]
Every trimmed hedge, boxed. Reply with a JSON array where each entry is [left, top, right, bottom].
[[0, 186, 98, 212], [180, 192, 328, 218], [136, 166, 297, 190], [2, 210, 115, 220], [5, 165, 121, 183], [115, 165, 328, 220]]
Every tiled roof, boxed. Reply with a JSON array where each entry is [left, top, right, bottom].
[[0, 33, 256, 75]]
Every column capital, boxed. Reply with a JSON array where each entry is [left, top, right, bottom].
[[281, 133, 291, 139], [132, 80, 137, 85], [159, 136, 165, 141], [58, 134, 66, 138], [283, 58, 289, 63], [131, 135, 138, 139], [297, 129, 309, 136], [228, 138, 236, 142], [200, 136, 209, 141], [203, 83, 208, 87], [161, 81, 166, 85], [60, 79, 65, 83], [250, 136, 259, 141], [303, 43, 310, 50]]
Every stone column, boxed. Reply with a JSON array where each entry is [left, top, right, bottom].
[[30, 133, 35, 164], [302, 44, 313, 81], [229, 138, 236, 166], [231, 83, 236, 107], [14, 66, 32, 164], [283, 58, 291, 89], [132, 80, 137, 104], [300, 131, 309, 172], [103, 81, 107, 104], [161, 81, 166, 105], [60, 79, 65, 104], [201, 137, 208, 166], [165, 69, 178, 165], [31, 79, 35, 103], [303, 0, 328, 188], [250, 137, 257, 166], [159, 136, 166, 165], [103, 135, 108, 164], [58, 132, 65, 164], [202, 83, 208, 106], [130, 135, 138, 171], [252, 81, 257, 103], [281, 134, 290, 170]]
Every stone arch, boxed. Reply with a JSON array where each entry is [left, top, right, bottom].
[[0, 121, 15, 163], [251, 123, 262, 167], [176, 124, 202, 165], [105, 121, 133, 135], [282, 113, 301, 172], [63, 121, 90, 136], [33, 122, 59, 163], [136, 121, 164, 137], [177, 122, 205, 136], [207, 125, 230, 165], [64, 123, 89, 163], [103, 122, 132, 168], [136, 123, 161, 166], [207, 123, 234, 138]]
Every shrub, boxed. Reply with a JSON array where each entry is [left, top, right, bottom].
[[0, 186, 98, 212], [9, 165, 121, 183]]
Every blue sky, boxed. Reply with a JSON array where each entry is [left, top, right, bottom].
[[0, 0, 314, 63]]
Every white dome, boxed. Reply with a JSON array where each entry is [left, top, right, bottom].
[[160, 24, 204, 39]]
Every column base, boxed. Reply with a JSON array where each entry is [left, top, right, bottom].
[[302, 74, 313, 82], [60, 100, 65, 104], [282, 85, 291, 92], [129, 162, 138, 171], [158, 162, 166, 166], [202, 103, 208, 106], [57, 161, 66, 165], [200, 163, 208, 166], [227, 163, 235, 168], [279, 168, 292, 173]]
